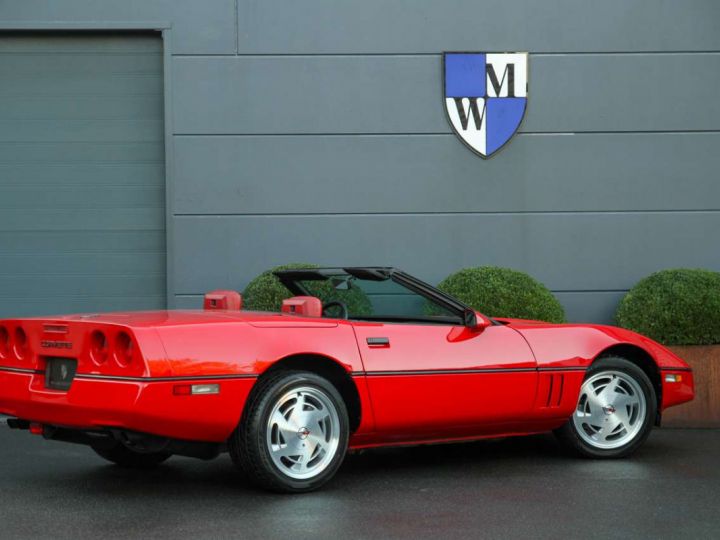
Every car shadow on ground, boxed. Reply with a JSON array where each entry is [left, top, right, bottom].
[[9, 428, 694, 502], [28, 433, 567, 496]]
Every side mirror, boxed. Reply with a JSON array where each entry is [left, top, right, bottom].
[[466, 309, 492, 331]]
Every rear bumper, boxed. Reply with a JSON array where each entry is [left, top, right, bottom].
[[0, 368, 256, 442]]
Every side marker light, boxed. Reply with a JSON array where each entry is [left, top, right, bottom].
[[190, 383, 220, 395], [173, 383, 220, 395]]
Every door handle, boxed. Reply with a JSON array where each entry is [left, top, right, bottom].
[[366, 337, 390, 347]]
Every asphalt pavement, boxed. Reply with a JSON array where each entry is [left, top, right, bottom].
[[0, 422, 717, 539]]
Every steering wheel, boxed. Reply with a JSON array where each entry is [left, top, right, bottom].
[[322, 300, 349, 319]]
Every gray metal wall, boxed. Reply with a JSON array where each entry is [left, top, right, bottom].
[[2, 1, 719, 322]]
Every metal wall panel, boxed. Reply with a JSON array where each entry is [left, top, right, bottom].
[[237, 0, 720, 54], [172, 54, 720, 134], [554, 292, 626, 325], [172, 211, 720, 295], [0, 33, 166, 317], [174, 133, 720, 214]]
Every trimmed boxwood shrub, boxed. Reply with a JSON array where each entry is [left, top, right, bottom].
[[243, 263, 372, 315], [243, 263, 313, 312], [436, 266, 565, 323], [616, 268, 720, 345]]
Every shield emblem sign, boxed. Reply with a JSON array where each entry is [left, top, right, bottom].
[[444, 52, 528, 158]]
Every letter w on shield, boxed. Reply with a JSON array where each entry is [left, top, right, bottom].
[[454, 98, 486, 131]]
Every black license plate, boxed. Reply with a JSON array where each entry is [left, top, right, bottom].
[[45, 358, 77, 391]]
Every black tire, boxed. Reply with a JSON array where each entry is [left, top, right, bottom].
[[92, 442, 171, 469], [229, 370, 349, 493], [555, 356, 657, 458]]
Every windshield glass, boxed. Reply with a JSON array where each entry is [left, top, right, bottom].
[[277, 269, 461, 323]]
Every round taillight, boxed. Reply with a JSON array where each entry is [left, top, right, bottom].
[[114, 331, 134, 367], [13, 327, 28, 360], [89, 330, 108, 365], [0, 326, 9, 359]]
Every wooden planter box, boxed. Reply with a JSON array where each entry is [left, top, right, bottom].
[[662, 345, 720, 428]]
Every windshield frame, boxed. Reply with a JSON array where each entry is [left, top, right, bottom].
[[273, 267, 479, 326]]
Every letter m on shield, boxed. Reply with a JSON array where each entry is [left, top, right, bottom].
[[444, 52, 528, 158]]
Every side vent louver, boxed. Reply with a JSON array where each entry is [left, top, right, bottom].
[[543, 373, 565, 408]]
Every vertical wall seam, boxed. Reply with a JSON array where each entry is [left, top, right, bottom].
[[235, 0, 239, 55], [162, 28, 176, 309]]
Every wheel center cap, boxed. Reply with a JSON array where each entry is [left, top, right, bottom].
[[297, 427, 310, 439], [603, 405, 616, 415]]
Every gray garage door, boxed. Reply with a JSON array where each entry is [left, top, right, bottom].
[[0, 32, 166, 317]]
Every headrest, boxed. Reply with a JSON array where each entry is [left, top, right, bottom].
[[281, 296, 322, 318], [203, 290, 242, 311]]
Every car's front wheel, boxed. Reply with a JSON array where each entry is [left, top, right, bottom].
[[229, 370, 349, 493], [555, 356, 657, 458]]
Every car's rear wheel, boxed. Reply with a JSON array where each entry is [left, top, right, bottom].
[[229, 370, 349, 493], [555, 356, 657, 458], [91, 441, 171, 468]]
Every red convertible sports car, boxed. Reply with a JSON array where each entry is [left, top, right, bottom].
[[0, 267, 694, 492]]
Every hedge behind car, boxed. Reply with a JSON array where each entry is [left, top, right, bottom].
[[243, 263, 372, 315], [616, 268, 720, 345], [436, 266, 566, 323]]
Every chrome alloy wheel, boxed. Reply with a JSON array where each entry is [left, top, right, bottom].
[[573, 370, 647, 450], [266, 386, 341, 480]]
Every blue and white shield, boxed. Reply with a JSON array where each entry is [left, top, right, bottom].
[[444, 52, 528, 158]]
